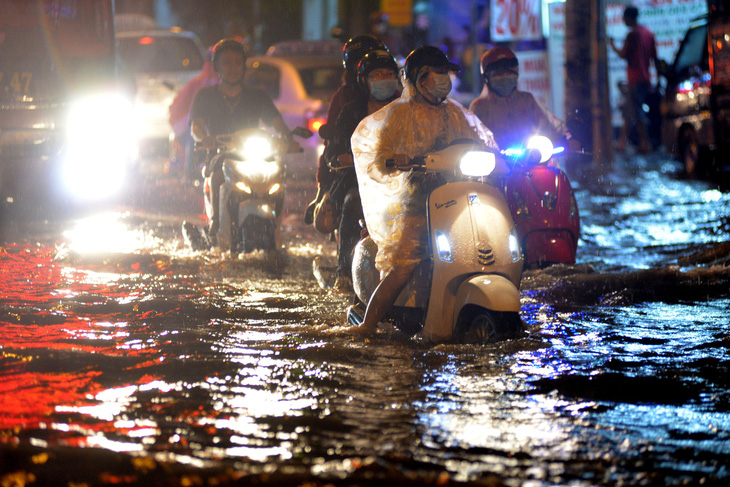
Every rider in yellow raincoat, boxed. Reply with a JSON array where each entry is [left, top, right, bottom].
[[350, 46, 498, 334]]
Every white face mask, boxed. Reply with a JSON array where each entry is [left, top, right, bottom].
[[428, 73, 452, 101], [368, 79, 398, 101]]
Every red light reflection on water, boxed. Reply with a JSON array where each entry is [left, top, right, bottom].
[[0, 243, 162, 435]]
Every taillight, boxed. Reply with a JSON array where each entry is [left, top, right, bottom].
[[308, 117, 326, 135]]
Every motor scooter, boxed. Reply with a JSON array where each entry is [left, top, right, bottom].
[[184, 126, 311, 253], [503, 135, 580, 268], [347, 140, 536, 343]]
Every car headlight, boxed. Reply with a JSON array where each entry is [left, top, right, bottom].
[[459, 151, 496, 177], [63, 92, 135, 199], [526, 135, 554, 164], [242, 136, 273, 160]]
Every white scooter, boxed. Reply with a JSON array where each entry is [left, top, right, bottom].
[[347, 140, 544, 343], [185, 127, 310, 253]]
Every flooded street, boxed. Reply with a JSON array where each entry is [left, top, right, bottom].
[[1, 154, 729, 486]]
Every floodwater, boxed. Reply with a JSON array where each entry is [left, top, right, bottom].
[[0, 155, 729, 486]]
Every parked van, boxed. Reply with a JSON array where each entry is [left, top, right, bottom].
[[661, 12, 730, 176]]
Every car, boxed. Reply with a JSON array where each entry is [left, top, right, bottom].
[[245, 40, 344, 180], [661, 13, 730, 176], [116, 28, 206, 168]]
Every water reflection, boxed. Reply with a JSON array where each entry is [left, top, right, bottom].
[[0, 157, 729, 485]]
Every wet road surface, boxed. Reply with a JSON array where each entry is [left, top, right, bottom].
[[0, 154, 729, 486]]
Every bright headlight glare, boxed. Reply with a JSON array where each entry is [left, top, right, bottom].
[[459, 151, 496, 177], [435, 230, 453, 262], [233, 160, 280, 178], [526, 135, 554, 164], [63, 92, 134, 199], [68, 93, 135, 145], [509, 229, 521, 262], [268, 183, 281, 195], [243, 136, 273, 160]]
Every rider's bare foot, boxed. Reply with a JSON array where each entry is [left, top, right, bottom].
[[349, 323, 377, 337]]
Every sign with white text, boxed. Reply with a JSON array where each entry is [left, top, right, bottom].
[[491, 0, 543, 42]]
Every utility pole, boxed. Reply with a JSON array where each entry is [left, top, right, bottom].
[[565, 0, 613, 166]]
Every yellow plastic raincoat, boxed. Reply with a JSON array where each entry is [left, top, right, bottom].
[[351, 79, 498, 275]]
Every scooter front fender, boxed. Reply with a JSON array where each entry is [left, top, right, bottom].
[[452, 274, 521, 326], [423, 273, 521, 343]]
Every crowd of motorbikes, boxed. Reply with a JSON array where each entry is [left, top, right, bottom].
[[182, 120, 582, 344]]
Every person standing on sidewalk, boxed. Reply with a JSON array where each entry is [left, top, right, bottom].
[[610, 6, 658, 155]]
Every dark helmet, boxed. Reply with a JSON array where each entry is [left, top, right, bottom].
[[480, 46, 518, 78], [343, 35, 386, 73], [356, 49, 398, 86], [212, 38, 247, 72], [404, 45, 460, 84]]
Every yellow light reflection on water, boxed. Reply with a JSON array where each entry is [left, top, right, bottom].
[[63, 213, 162, 254]]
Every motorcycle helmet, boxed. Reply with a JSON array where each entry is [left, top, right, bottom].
[[356, 49, 398, 86], [212, 38, 247, 73], [404, 45, 460, 85], [480, 46, 518, 79], [343, 35, 387, 73]]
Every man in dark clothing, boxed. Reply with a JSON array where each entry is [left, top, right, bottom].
[[304, 35, 386, 225], [323, 49, 400, 291], [610, 6, 658, 154], [190, 38, 291, 240]]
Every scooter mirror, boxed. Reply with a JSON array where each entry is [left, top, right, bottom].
[[292, 126, 314, 139]]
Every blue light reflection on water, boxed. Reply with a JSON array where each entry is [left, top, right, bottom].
[[574, 160, 730, 271]]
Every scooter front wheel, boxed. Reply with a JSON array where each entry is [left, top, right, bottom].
[[464, 311, 498, 344], [457, 308, 523, 344]]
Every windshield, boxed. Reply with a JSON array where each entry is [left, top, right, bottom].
[[117, 35, 204, 74], [0, 0, 115, 101], [297, 65, 343, 99], [673, 24, 708, 76]]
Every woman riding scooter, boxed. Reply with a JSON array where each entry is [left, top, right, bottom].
[[189, 38, 295, 247], [350, 46, 498, 335], [322, 49, 400, 292], [469, 46, 569, 150]]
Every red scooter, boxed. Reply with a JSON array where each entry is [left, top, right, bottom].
[[503, 136, 580, 268]]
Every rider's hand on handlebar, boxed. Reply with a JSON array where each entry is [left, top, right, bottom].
[[198, 135, 218, 151], [392, 154, 410, 168]]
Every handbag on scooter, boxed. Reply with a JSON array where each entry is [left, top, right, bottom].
[[313, 190, 338, 234]]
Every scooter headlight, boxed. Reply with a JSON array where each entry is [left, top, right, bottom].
[[236, 181, 252, 194], [526, 135, 554, 164], [232, 160, 281, 178], [242, 135, 273, 160], [509, 229, 522, 262], [268, 182, 281, 195], [459, 151, 496, 177], [435, 230, 453, 262]]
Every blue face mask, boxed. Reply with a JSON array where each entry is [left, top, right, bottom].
[[369, 79, 398, 101], [489, 74, 518, 97]]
